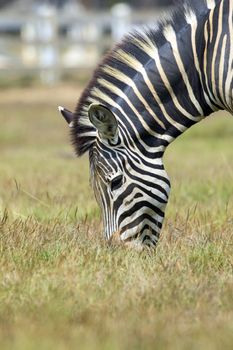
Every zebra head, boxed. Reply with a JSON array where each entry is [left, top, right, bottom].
[[59, 103, 171, 248]]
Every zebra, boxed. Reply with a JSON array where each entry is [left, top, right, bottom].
[[59, 0, 233, 249]]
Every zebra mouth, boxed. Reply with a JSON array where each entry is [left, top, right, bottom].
[[108, 230, 145, 251], [108, 229, 139, 243], [109, 225, 159, 248], [109, 230, 121, 243]]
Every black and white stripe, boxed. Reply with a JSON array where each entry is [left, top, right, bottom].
[[62, 0, 233, 249]]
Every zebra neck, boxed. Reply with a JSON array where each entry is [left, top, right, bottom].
[[199, 0, 233, 113], [120, 18, 217, 150], [91, 1, 222, 154]]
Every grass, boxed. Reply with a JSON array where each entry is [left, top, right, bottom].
[[0, 85, 233, 350]]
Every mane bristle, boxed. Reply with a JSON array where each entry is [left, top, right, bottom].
[[71, 0, 209, 157]]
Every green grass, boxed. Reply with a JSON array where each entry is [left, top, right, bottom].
[[0, 86, 233, 350]]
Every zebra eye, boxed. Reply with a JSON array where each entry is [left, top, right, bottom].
[[111, 175, 123, 191]]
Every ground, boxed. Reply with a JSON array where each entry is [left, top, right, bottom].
[[0, 85, 232, 350]]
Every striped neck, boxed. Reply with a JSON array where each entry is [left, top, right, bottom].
[[199, 0, 233, 113], [73, 0, 226, 157], [91, 8, 221, 157]]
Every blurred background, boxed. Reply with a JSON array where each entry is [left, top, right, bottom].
[[0, 0, 174, 86], [0, 5, 233, 348]]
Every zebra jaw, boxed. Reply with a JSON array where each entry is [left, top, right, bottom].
[[58, 106, 74, 128]]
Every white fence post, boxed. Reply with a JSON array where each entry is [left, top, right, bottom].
[[21, 4, 59, 84], [111, 3, 132, 42]]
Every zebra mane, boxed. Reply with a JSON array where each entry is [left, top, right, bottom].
[[71, 0, 212, 157]]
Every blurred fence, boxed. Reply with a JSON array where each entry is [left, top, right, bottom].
[[0, 4, 169, 84]]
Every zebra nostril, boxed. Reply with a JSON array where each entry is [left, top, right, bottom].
[[125, 193, 143, 206], [125, 198, 134, 206], [134, 193, 143, 199], [111, 175, 123, 191]]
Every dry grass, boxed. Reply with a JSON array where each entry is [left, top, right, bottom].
[[0, 86, 233, 350]]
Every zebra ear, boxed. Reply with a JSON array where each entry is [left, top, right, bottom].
[[58, 106, 74, 128], [88, 103, 118, 144]]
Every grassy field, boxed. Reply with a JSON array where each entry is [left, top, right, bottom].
[[0, 85, 233, 350]]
